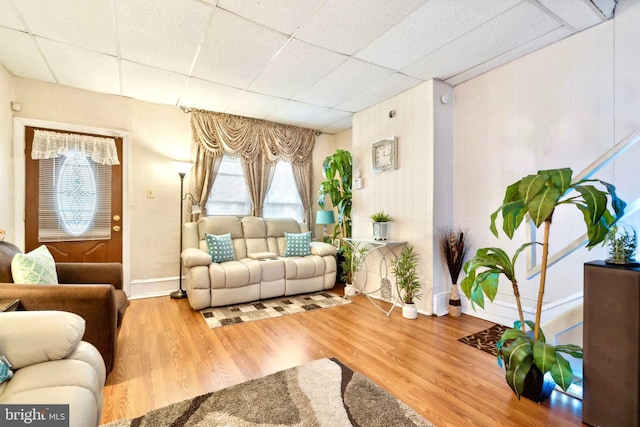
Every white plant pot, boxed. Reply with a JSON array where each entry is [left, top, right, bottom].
[[402, 303, 418, 319], [373, 222, 390, 241], [344, 284, 358, 297]]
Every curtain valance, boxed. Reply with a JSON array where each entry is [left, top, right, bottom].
[[190, 110, 315, 162], [32, 129, 120, 166]]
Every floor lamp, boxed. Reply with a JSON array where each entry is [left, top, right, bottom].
[[171, 161, 201, 299]]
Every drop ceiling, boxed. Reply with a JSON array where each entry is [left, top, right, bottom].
[[0, 0, 616, 134]]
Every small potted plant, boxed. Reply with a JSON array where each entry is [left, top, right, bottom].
[[605, 221, 637, 264], [392, 245, 421, 319], [341, 244, 367, 297], [371, 211, 393, 241]]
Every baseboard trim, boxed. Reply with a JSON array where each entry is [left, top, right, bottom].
[[129, 276, 181, 299]]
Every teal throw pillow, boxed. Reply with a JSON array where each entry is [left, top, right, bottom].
[[283, 231, 312, 257], [205, 233, 236, 263], [10, 245, 58, 284]]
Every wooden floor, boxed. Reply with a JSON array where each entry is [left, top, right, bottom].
[[101, 286, 584, 427]]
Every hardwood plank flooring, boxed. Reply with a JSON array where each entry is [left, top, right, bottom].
[[101, 287, 584, 426]]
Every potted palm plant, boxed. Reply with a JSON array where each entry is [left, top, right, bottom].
[[317, 150, 352, 242], [371, 211, 393, 241], [461, 167, 625, 402], [392, 245, 421, 319]]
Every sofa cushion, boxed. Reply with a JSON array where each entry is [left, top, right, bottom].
[[205, 233, 236, 263], [283, 232, 312, 257], [10, 245, 58, 285], [0, 311, 84, 369]]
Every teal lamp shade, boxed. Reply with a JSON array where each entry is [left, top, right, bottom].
[[316, 210, 335, 225]]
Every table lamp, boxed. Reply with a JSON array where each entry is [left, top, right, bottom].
[[316, 210, 336, 241]]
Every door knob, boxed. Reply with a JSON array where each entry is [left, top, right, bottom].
[[113, 225, 121, 232]]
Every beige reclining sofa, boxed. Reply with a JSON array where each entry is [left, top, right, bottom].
[[181, 216, 337, 310]]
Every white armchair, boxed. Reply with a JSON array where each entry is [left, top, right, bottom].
[[0, 311, 106, 427]]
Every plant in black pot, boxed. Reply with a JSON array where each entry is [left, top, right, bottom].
[[461, 167, 626, 402]]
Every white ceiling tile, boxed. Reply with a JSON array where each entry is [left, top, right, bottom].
[[320, 116, 352, 135], [295, 58, 394, 107], [0, 28, 54, 81], [12, 0, 116, 55], [402, 2, 561, 81], [217, 0, 325, 35], [248, 40, 347, 99], [116, 0, 213, 75], [445, 27, 572, 86], [179, 77, 243, 112], [304, 109, 352, 129], [192, 9, 289, 89], [355, 0, 521, 70], [295, 0, 427, 56], [225, 91, 289, 120], [121, 61, 188, 106], [537, 0, 603, 30], [267, 101, 329, 126], [336, 73, 422, 112], [37, 37, 120, 95], [0, 0, 26, 30]]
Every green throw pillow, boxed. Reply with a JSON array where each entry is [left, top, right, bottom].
[[205, 233, 236, 263], [283, 231, 312, 257], [10, 245, 58, 284]]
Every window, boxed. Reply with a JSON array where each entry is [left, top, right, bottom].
[[39, 149, 112, 242], [205, 157, 251, 216], [206, 157, 303, 222], [264, 162, 303, 221]]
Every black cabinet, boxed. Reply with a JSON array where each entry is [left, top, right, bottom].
[[583, 261, 640, 427]]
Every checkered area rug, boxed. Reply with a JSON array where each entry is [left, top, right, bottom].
[[200, 291, 351, 329]]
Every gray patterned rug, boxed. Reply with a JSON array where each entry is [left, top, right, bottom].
[[200, 291, 351, 329], [101, 358, 435, 427]]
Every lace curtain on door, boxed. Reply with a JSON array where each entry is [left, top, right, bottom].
[[32, 129, 120, 242]]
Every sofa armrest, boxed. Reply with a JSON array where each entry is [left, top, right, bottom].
[[56, 262, 123, 290], [0, 283, 117, 374], [310, 241, 337, 257], [182, 248, 212, 268], [0, 311, 85, 369]]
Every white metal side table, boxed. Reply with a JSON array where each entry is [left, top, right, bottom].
[[343, 237, 408, 316]]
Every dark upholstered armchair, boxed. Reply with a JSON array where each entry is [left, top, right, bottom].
[[0, 241, 128, 374]]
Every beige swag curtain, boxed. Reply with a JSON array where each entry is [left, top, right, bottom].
[[189, 110, 316, 224]]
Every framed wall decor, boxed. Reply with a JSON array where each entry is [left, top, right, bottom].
[[372, 137, 398, 173]]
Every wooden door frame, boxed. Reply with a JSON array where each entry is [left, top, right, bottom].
[[13, 117, 131, 296]]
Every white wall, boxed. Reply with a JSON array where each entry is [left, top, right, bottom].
[[454, 0, 640, 326], [351, 79, 454, 315], [0, 66, 15, 241], [4, 78, 332, 297]]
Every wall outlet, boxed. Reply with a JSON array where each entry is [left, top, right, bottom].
[[146, 187, 155, 198]]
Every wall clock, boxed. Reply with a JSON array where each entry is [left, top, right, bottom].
[[372, 137, 398, 173]]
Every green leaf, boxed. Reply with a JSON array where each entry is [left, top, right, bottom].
[[555, 344, 584, 359], [519, 173, 549, 205], [512, 242, 539, 269], [490, 207, 501, 238], [477, 270, 500, 302], [599, 180, 626, 219], [471, 284, 485, 309], [550, 354, 573, 391], [501, 201, 527, 239], [527, 186, 562, 227], [503, 180, 522, 203], [574, 184, 607, 226], [543, 168, 572, 194], [533, 340, 556, 373]]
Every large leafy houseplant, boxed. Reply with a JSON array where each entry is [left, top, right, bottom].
[[317, 150, 352, 241], [461, 168, 626, 399]]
